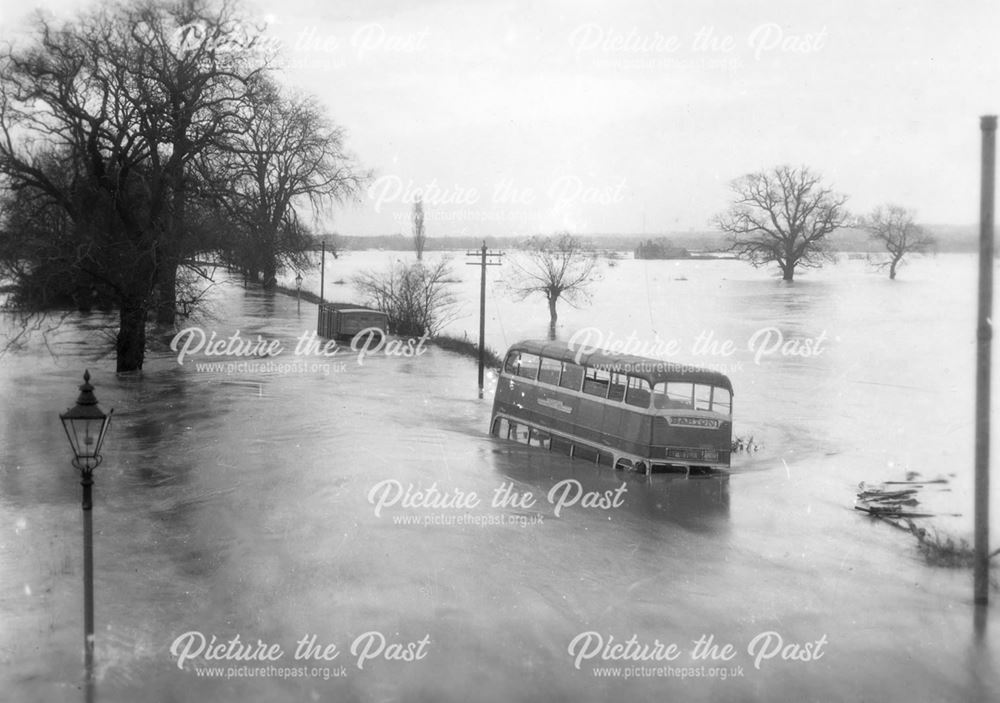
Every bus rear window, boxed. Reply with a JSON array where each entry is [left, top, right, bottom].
[[712, 388, 732, 415], [695, 384, 711, 411], [653, 382, 731, 414], [655, 382, 694, 409]]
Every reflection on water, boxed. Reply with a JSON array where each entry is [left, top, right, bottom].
[[494, 443, 730, 531], [1, 258, 998, 703]]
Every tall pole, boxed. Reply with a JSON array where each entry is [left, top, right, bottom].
[[974, 115, 995, 609], [478, 242, 487, 397], [320, 241, 326, 305], [82, 470, 95, 703], [466, 242, 503, 398]]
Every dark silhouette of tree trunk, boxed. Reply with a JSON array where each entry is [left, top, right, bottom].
[[155, 239, 181, 324], [508, 233, 599, 337], [547, 294, 558, 340], [780, 261, 795, 282], [413, 196, 426, 261], [117, 294, 149, 372], [861, 204, 935, 280], [715, 165, 848, 282]]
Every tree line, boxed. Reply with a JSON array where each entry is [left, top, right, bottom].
[[0, 0, 368, 371]]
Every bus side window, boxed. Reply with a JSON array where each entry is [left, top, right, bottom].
[[538, 357, 562, 385], [511, 422, 530, 444], [582, 368, 611, 397], [529, 427, 551, 449], [559, 362, 584, 391], [550, 434, 573, 457], [516, 353, 541, 380], [608, 373, 626, 402], [503, 351, 520, 375], [625, 376, 651, 408]]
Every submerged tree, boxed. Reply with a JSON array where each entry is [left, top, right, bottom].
[[0, 0, 366, 370], [508, 233, 599, 339], [0, 0, 266, 368], [412, 195, 426, 261], [715, 165, 848, 281], [202, 79, 368, 288], [861, 204, 935, 279], [129, 1, 274, 325]]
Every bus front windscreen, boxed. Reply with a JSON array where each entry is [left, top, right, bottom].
[[653, 382, 731, 414]]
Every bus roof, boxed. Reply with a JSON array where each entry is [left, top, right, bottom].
[[508, 339, 733, 392]]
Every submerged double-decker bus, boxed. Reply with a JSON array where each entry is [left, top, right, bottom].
[[490, 340, 733, 475]]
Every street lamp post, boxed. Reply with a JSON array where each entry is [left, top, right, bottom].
[[59, 370, 112, 700], [295, 272, 303, 313]]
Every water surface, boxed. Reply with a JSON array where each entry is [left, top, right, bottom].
[[1, 253, 997, 702]]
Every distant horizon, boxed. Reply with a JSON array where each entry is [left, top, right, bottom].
[[318, 223, 984, 240], [316, 225, 985, 254]]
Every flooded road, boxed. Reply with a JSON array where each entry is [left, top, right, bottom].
[[1, 254, 998, 702]]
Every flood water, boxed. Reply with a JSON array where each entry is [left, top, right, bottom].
[[1, 252, 998, 702]]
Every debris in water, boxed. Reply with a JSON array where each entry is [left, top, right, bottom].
[[854, 477, 957, 520], [731, 435, 761, 453]]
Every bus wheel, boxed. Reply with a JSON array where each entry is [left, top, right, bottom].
[[634, 462, 648, 475], [614, 458, 632, 471]]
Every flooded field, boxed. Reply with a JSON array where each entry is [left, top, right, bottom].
[[1, 252, 998, 702]]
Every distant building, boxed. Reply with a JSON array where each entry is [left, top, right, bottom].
[[634, 238, 691, 260]]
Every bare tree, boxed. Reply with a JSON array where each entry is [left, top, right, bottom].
[[0, 0, 268, 369], [199, 79, 369, 287], [412, 195, 426, 261], [127, 0, 274, 324], [354, 259, 459, 336], [861, 204, 935, 279], [715, 165, 848, 281], [509, 233, 599, 339], [0, 0, 367, 369]]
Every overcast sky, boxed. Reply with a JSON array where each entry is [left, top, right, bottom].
[[9, 0, 1000, 237]]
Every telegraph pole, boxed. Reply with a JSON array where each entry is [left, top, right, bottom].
[[320, 240, 326, 304], [974, 115, 995, 611], [466, 241, 503, 398]]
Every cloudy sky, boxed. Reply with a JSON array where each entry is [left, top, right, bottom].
[[9, 0, 1000, 237]]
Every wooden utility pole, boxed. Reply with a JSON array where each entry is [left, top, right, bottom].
[[320, 240, 326, 304], [974, 115, 995, 608], [466, 241, 504, 398]]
